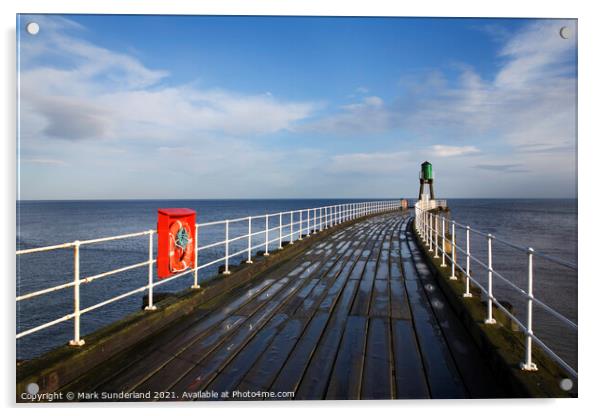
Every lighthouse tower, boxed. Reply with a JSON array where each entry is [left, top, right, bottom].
[[418, 161, 435, 201]]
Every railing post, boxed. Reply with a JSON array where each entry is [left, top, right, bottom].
[[521, 248, 538, 371], [298, 211, 303, 239], [441, 217, 446, 267], [319, 208, 322, 231], [278, 213, 283, 250], [246, 217, 254, 263], [224, 220, 231, 274], [450, 221, 457, 280], [434, 214, 440, 258], [307, 209, 310, 236], [290, 211, 294, 244], [463, 226, 472, 297], [485, 234, 496, 324], [313, 208, 317, 233], [264, 215, 270, 255], [428, 214, 433, 252], [145, 232, 159, 307], [191, 226, 200, 288], [69, 241, 85, 346]]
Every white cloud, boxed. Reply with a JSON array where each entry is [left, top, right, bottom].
[[19, 17, 317, 143], [20, 158, 67, 166], [431, 145, 479, 157]]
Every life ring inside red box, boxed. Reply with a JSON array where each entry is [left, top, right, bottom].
[[157, 208, 196, 278], [169, 220, 194, 273]]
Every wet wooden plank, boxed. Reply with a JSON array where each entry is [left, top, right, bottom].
[[375, 240, 390, 280], [236, 278, 291, 316], [349, 265, 375, 316], [369, 279, 390, 317], [361, 318, 393, 399], [205, 313, 289, 395], [391, 319, 430, 399], [280, 278, 319, 317], [389, 279, 411, 320], [325, 316, 368, 400], [295, 279, 359, 399], [237, 318, 305, 392], [269, 312, 330, 394]]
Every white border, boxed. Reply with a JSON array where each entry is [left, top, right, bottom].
[[2, 1, 600, 414]]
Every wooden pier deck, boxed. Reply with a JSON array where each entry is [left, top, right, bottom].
[[63, 212, 506, 400]]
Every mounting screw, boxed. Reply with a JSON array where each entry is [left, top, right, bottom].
[[26, 22, 39, 35]]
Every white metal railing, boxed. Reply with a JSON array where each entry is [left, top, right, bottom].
[[16, 200, 399, 347], [414, 205, 577, 380]]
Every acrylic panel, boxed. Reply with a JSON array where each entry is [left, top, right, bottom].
[[16, 14, 578, 402]]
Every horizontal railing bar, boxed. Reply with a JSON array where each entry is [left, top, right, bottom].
[[82, 260, 152, 285], [197, 220, 228, 227], [226, 234, 249, 244], [16, 242, 75, 255], [78, 230, 153, 246], [196, 256, 227, 270], [197, 240, 227, 251], [80, 286, 148, 315], [16, 313, 74, 339], [16, 281, 75, 302]]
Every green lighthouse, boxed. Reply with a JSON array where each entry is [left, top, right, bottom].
[[418, 161, 435, 200]]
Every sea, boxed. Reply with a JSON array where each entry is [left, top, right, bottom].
[[16, 198, 577, 370]]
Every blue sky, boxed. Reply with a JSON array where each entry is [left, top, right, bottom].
[[17, 15, 577, 199]]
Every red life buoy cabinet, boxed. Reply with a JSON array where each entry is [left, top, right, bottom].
[[157, 208, 197, 279]]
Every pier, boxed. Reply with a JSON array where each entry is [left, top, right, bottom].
[[16, 194, 578, 400], [49, 213, 504, 399]]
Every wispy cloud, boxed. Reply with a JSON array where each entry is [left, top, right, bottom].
[[21, 158, 68, 166], [473, 163, 529, 173], [431, 145, 479, 157]]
